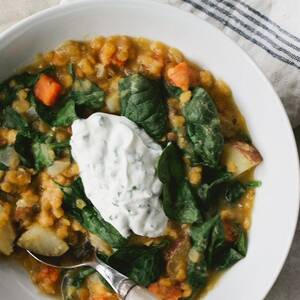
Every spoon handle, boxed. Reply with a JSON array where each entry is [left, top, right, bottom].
[[125, 285, 159, 300], [93, 259, 158, 299]]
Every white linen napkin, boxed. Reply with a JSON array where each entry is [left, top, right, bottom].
[[1, 0, 300, 127]]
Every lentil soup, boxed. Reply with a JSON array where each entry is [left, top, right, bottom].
[[0, 36, 262, 300]]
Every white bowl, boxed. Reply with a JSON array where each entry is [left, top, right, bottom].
[[0, 1, 299, 299]]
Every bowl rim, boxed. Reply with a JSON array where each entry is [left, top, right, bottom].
[[0, 0, 299, 299]]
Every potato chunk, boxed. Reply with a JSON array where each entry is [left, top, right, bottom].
[[18, 223, 69, 257], [222, 142, 262, 176]]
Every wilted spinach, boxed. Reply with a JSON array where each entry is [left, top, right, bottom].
[[225, 180, 262, 204], [31, 138, 55, 171], [190, 214, 220, 253], [107, 243, 166, 286], [198, 168, 232, 204], [164, 81, 182, 99], [162, 181, 202, 224], [14, 133, 34, 168], [158, 143, 202, 224], [208, 221, 247, 270], [183, 87, 224, 167], [187, 259, 209, 291], [14, 130, 69, 171], [61, 178, 126, 248], [71, 79, 105, 111], [53, 100, 78, 127], [187, 215, 247, 295], [0, 82, 17, 108], [157, 142, 185, 184], [190, 215, 247, 270], [119, 74, 168, 141], [1, 107, 31, 137]]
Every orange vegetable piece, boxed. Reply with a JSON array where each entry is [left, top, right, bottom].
[[167, 62, 191, 91], [34, 74, 62, 106], [36, 265, 60, 283], [148, 282, 183, 300]]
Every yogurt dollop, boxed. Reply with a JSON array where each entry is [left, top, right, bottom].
[[70, 113, 168, 238]]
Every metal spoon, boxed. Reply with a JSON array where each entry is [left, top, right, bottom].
[[27, 250, 158, 300]]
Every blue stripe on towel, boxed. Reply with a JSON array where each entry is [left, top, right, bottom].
[[232, 0, 300, 44], [200, 0, 300, 63], [221, 0, 300, 52], [181, 0, 300, 69]]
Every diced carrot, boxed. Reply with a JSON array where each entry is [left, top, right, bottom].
[[34, 74, 62, 106], [167, 62, 191, 91]]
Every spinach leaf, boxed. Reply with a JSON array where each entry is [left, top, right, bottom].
[[12, 72, 40, 88], [30, 93, 76, 127], [1, 107, 31, 137], [187, 259, 209, 291], [157, 142, 185, 184], [52, 100, 77, 127], [120, 74, 168, 141], [14, 132, 56, 170], [183, 87, 224, 167], [0, 163, 8, 171], [164, 81, 182, 99], [14, 131, 69, 170], [108, 243, 166, 286], [61, 178, 126, 248], [30, 94, 78, 127], [246, 180, 262, 189], [208, 219, 247, 270], [32, 139, 55, 171], [163, 181, 202, 224], [71, 79, 105, 110], [158, 143, 202, 224], [187, 216, 218, 296], [198, 168, 232, 204], [14, 133, 34, 168], [224, 181, 246, 204], [189, 215, 247, 276], [29, 93, 57, 125], [190, 214, 220, 253], [214, 248, 244, 271], [0, 82, 17, 107], [225, 180, 262, 204]]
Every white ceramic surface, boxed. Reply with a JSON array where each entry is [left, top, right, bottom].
[[0, 1, 299, 299]]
